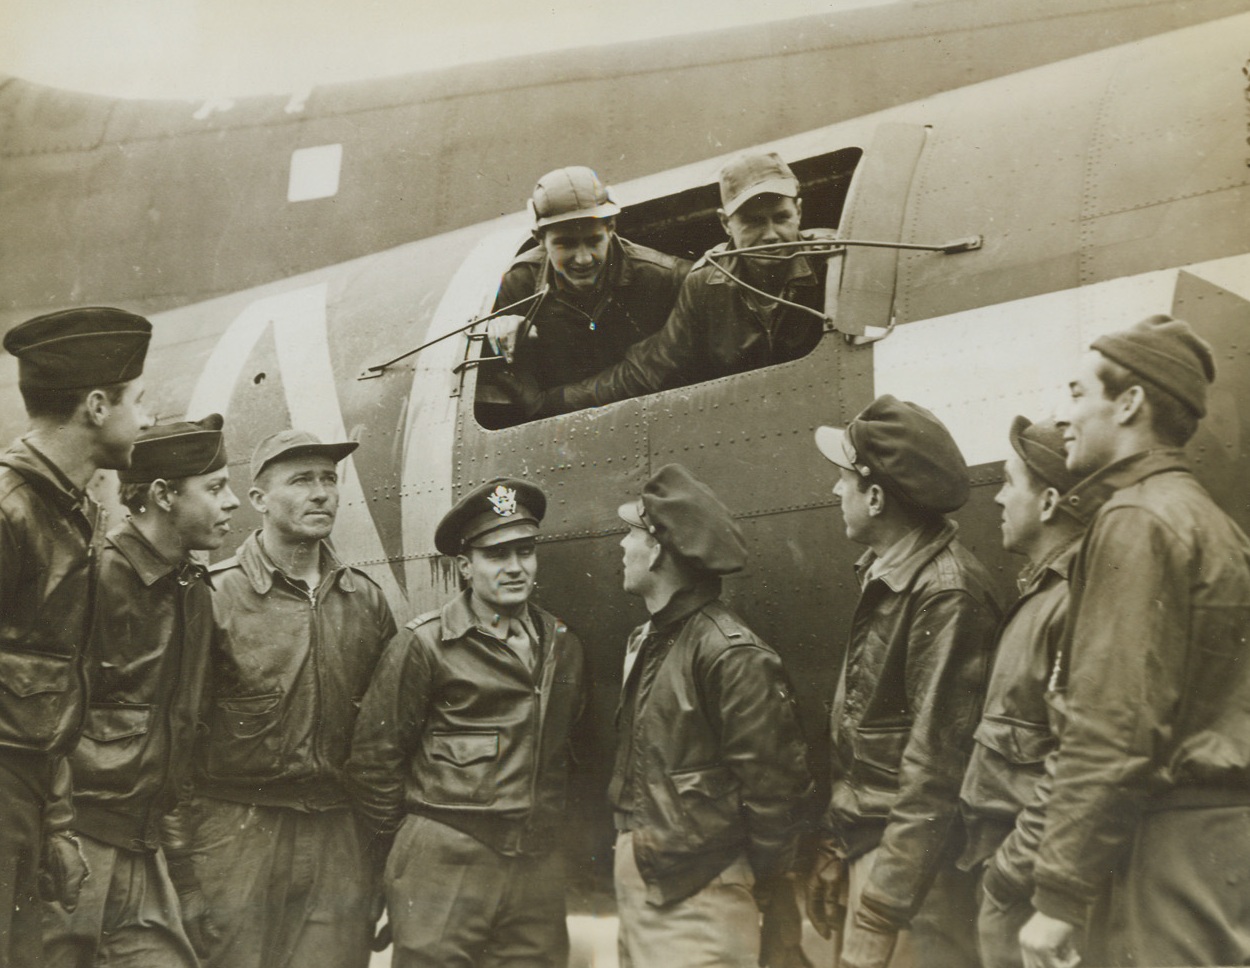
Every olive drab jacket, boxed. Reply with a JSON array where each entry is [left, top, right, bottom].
[[609, 581, 813, 906], [0, 438, 97, 756], [823, 520, 1000, 929], [1032, 450, 1250, 925], [199, 531, 396, 810], [345, 590, 586, 856]]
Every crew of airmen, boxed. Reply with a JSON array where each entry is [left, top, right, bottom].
[[0, 151, 1248, 968]]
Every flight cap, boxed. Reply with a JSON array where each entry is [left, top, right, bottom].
[[718, 151, 799, 216], [530, 166, 620, 231], [121, 413, 229, 484], [1091, 314, 1215, 417], [618, 463, 746, 575], [435, 478, 547, 556], [815, 395, 970, 513], [4, 306, 152, 391], [1008, 415, 1080, 494], [250, 429, 358, 481]]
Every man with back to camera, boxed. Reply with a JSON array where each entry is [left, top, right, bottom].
[[346, 478, 586, 967], [1019, 315, 1250, 968], [165, 429, 396, 968], [485, 165, 690, 412], [512, 151, 837, 418], [41, 414, 239, 967], [953, 416, 1084, 968], [611, 463, 813, 967], [0, 307, 152, 966], [806, 395, 1000, 968]]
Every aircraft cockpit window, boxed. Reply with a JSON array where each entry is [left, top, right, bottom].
[[472, 147, 862, 429]]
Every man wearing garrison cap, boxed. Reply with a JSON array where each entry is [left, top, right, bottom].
[[950, 417, 1086, 968], [1021, 315, 1250, 968], [484, 166, 690, 419], [170, 430, 395, 968], [610, 464, 813, 967], [347, 478, 586, 967], [0, 307, 152, 966], [806, 395, 1000, 968], [42, 415, 238, 967]]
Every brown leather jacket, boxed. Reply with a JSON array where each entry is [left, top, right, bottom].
[[70, 520, 213, 851], [823, 521, 1000, 929], [199, 531, 396, 810], [0, 438, 97, 756], [345, 590, 586, 856], [1032, 450, 1250, 925], [609, 581, 813, 905]]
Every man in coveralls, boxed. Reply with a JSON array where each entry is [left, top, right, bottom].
[[42, 414, 239, 966], [347, 478, 586, 967], [0, 307, 152, 966]]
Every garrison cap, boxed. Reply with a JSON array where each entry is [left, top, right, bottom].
[[718, 151, 799, 216], [436, 478, 546, 556], [618, 463, 746, 575], [1008, 415, 1080, 494], [250, 429, 358, 481], [3, 306, 151, 391], [530, 166, 620, 231], [815, 395, 970, 513], [1091, 313, 1215, 417], [121, 413, 228, 484]]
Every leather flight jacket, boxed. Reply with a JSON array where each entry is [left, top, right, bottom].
[[346, 590, 586, 856], [200, 531, 396, 810], [609, 581, 814, 906], [70, 520, 214, 851], [0, 438, 98, 756]]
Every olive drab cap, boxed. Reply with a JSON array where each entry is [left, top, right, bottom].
[[529, 166, 621, 230], [435, 478, 547, 556], [1008, 415, 1081, 494], [1091, 313, 1215, 417], [618, 463, 747, 575], [3, 306, 152, 390], [120, 413, 228, 484], [815, 395, 971, 513], [718, 151, 799, 216], [249, 429, 358, 481]]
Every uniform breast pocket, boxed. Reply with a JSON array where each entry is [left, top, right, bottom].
[[206, 691, 284, 780], [76, 703, 151, 794], [420, 731, 499, 806], [0, 650, 74, 747]]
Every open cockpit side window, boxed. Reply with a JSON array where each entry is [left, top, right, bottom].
[[472, 147, 862, 429]]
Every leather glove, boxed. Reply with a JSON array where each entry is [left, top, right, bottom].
[[493, 369, 561, 420], [485, 314, 531, 363], [840, 914, 898, 968], [757, 875, 813, 968], [38, 830, 89, 912], [804, 842, 846, 941], [166, 853, 221, 960]]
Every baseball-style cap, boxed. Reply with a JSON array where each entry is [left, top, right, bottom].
[[815, 395, 970, 513], [435, 478, 547, 556], [1091, 314, 1215, 417], [530, 166, 621, 230], [718, 151, 800, 216], [618, 463, 746, 575], [1008, 415, 1080, 494], [4, 307, 152, 390], [249, 429, 358, 481], [121, 414, 228, 484]]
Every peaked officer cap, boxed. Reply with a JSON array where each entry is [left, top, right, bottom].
[[618, 464, 746, 575], [4, 306, 151, 391], [121, 413, 229, 484], [436, 478, 547, 556], [1091, 314, 1215, 417]]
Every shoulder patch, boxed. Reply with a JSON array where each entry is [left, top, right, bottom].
[[405, 609, 441, 631]]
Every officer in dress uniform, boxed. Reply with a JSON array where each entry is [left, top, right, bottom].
[[0, 308, 153, 967], [347, 478, 587, 968]]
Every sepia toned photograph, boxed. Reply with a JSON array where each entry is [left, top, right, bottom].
[[1, 1, 1248, 965]]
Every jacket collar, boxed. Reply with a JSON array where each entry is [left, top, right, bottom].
[[855, 519, 958, 594], [650, 577, 722, 632], [234, 529, 356, 596], [702, 234, 820, 290], [1, 437, 90, 513], [107, 519, 211, 589], [439, 588, 539, 643], [1059, 448, 1190, 526], [1016, 532, 1082, 596]]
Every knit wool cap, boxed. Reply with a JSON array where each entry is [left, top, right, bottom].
[[1091, 314, 1215, 416], [618, 464, 746, 575]]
